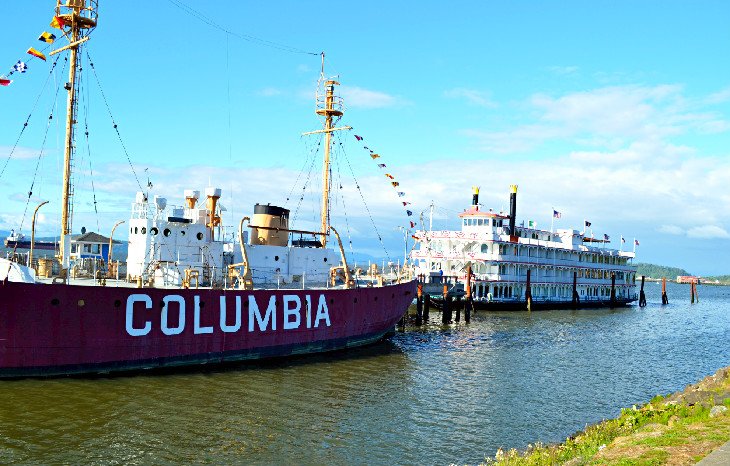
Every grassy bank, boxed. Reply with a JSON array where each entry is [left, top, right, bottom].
[[484, 367, 730, 465]]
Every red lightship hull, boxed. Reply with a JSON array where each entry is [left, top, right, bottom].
[[0, 280, 416, 378]]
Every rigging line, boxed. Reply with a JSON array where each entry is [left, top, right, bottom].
[[18, 75, 66, 234], [286, 133, 323, 207], [79, 54, 101, 233], [0, 54, 63, 182], [337, 131, 391, 262], [332, 134, 354, 255], [165, 0, 320, 56], [85, 50, 145, 193], [291, 141, 320, 224]]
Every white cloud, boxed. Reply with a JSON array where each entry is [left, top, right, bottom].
[[257, 87, 283, 97], [0, 146, 51, 161], [462, 84, 730, 153], [339, 86, 408, 109], [547, 66, 579, 76], [658, 225, 684, 235], [706, 86, 730, 105], [687, 225, 730, 239], [444, 88, 497, 108]]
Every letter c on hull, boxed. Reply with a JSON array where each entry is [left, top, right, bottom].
[[126, 294, 152, 337]]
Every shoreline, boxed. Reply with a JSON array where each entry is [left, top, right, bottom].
[[485, 366, 730, 465]]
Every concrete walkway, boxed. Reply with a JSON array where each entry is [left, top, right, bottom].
[[696, 440, 730, 465]]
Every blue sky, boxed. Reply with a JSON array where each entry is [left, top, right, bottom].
[[1, 1, 729, 274]]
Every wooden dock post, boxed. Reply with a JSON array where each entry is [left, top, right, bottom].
[[423, 291, 430, 322], [639, 275, 647, 307], [465, 264, 473, 323], [610, 272, 616, 308], [690, 280, 698, 303], [661, 277, 669, 305], [526, 269, 532, 312], [455, 295, 461, 322], [572, 271, 579, 309], [416, 283, 423, 325]]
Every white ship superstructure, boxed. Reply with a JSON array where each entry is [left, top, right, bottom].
[[412, 186, 637, 309]]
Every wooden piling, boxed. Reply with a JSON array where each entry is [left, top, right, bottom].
[[416, 283, 423, 325], [661, 277, 669, 305], [526, 269, 532, 312], [465, 264, 472, 323], [639, 275, 647, 307], [423, 292, 430, 322], [572, 271, 579, 309], [610, 272, 616, 308], [455, 295, 461, 322], [442, 285, 450, 324]]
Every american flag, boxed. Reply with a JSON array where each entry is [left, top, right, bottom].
[[553, 209, 561, 219], [634, 239, 640, 246]]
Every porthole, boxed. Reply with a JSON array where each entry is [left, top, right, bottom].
[[151, 227, 159, 235], [181, 230, 186, 236], [141, 227, 147, 234], [51, 298, 60, 306], [129, 227, 133, 234], [78, 299, 85, 307], [330, 298, 334, 305], [196, 232, 203, 240], [114, 300, 122, 308], [323, 257, 328, 262], [163, 228, 171, 237], [274, 256, 279, 261], [134, 227, 138, 234]]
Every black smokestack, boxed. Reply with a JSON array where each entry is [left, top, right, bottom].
[[472, 186, 479, 207], [509, 185, 517, 234]]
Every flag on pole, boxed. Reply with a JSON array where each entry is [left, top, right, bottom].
[[27, 48, 47, 61], [13, 61, 27, 73], [38, 32, 56, 43], [634, 239, 640, 246], [0, 78, 12, 86], [621, 236, 625, 243], [603, 234, 610, 241], [354, 135, 363, 141], [50, 16, 67, 29], [553, 209, 561, 219], [585, 220, 591, 227], [370, 153, 380, 159]]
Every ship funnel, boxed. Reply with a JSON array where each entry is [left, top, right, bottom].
[[250, 204, 290, 247], [205, 187, 222, 238], [472, 186, 480, 208], [184, 189, 200, 209], [509, 185, 518, 234]]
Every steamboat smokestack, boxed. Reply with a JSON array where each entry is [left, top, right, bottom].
[[472, 186, 480, 207], [509, 184, 518, 234]]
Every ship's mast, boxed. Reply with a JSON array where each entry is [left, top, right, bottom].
[[305, 54, 351, 248], [53, 0, 98, 267]]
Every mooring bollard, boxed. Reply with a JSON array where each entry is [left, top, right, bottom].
[[661, 277, 669, 305], [416, 284, 423, 325]]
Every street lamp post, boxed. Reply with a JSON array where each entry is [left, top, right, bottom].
[[29, 200, 49, 270], [108, 220, 125, 278]]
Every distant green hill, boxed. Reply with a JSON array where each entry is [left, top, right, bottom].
[[635, 263, 691, 279]]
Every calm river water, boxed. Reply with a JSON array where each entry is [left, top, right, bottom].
[[1, 282, 729, 464]]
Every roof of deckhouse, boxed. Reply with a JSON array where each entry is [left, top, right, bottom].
[[458, 207, 510, 219]]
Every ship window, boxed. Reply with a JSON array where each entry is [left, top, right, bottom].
[[481, 244, 488, 253], [134, 227, 138, 234], [196, 232, 203, 240], [463, 219, 468, 226], [129, 227, 133, 234], [477, 219, 484, 226], [163, 228, 171, 237], [141, 227, 147, 235]]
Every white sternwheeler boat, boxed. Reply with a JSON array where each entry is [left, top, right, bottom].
[[411, 186, 638, 310]]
